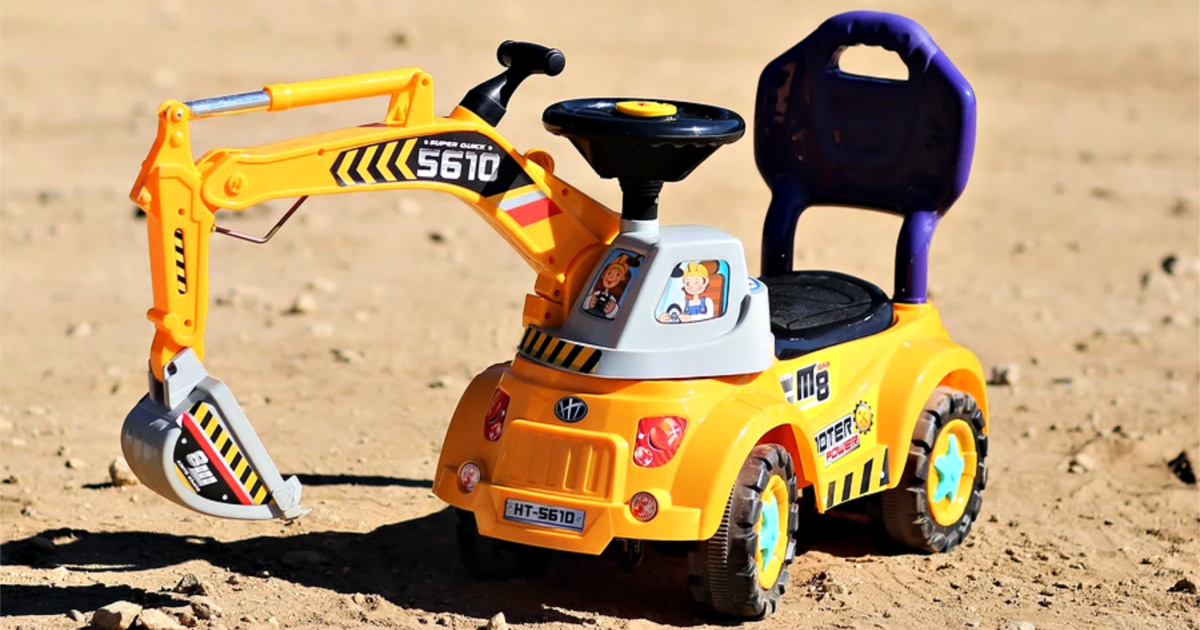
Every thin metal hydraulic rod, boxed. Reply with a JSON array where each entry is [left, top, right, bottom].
[[213, 196, 308, 244]]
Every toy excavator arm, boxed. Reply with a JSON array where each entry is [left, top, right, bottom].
[[132, 64, 619, 381]]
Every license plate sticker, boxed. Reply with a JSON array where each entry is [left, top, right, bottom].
[[503, 499, 585, 532]]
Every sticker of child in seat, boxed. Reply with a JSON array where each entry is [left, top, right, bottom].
[[582, 250, 643, 320], [655, 260, 729, 324]]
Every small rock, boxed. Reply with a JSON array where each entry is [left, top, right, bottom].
[[20, 505, 36, 517], [282, 549, 329, 567], [1170, 197, 1193, 216], [389, 31, 410, 47], [109, 458, 139, 487], [266, 617, 280, 629], [174, 610, 197, 628], [1169, 577, 1197, 594], [287, 294, 317, 315], [226, 574, 241, 585], [308, 322, 334, 337], [29, 536, 56, 553], [988, 364, 1019, 386], [189, 597, 222, 620], [331, 348, 363, 364], [1162, 254, 1179, 275], [65, 458, 85, 470], [307, 278, 338, 293], [92, 601, 142, 630], [1068, 453, 1095, 474], [137, 608, 185, 630], [1021, 427, 1036, 439], [428, 375, 454, 389], [486, 612, 509, 630], [172, 573, 207, 596], [827, 578, 851, 595], [37, 188, 63, 205], [2, 474, 19, 484], [67, 322, 92, 338], [67, 609, 86, 622], [427, 231, 447, 243], [1168, 452, 1196, 485], [1000, 622, 1036, 630]]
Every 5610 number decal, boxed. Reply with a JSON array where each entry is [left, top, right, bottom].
[[331, 131, 532, 196]]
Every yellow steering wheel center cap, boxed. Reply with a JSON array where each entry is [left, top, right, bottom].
[[615, 100, 677, 117]]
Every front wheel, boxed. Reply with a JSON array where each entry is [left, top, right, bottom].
[[688, 444, 798, 619], [878, 386, 988, 553], [454, 508, 552, 580]]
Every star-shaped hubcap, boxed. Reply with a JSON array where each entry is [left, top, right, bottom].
[[932, 434, 966, 503]]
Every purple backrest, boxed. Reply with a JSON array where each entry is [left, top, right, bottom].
[[756, 11, 977, 300]]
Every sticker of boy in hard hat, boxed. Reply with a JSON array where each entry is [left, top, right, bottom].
[[584, 251, 641, 320], [657, 261, 724, 323]]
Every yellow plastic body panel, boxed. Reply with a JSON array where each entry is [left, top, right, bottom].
[[130, 69, 619, 380], [434, 302, 988, 553]]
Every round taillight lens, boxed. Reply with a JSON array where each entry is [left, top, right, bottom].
[[633, 416, 688, 468], [629, 491, 658, 522], [458, 462, 482, 493]]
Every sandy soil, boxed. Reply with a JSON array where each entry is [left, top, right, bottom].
[[2, 1, 1198, 629]]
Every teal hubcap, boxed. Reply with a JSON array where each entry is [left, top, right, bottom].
[[932, 434, 966, 502]]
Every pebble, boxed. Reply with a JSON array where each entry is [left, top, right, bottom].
[[67, 322, 92, 338], [175, 610, 197, 627], [92, 601, 142, 630], [1161, 254, 1179, 275], [1000, 622, 1036, 630], [486, 612, 509, 630], [189, 597, 222, 620], [1169, 577, 1197, 594], [331, 348, 363, 364], [1021, 427, 1036, 439], [137, 609, 185, 630], [428, 376, 454, 389], [282, 549, 329, 567], [307, 278, 338, 293], [29, 536, 56, 553], [267, 617, 281, 629], [1068, 453, 1095, 474], [67, 609, 86, 622], [427, 231, 447, 243], [287, 294, 318, 315], [2, 475, 19, 484], [109, 458, 139, 487], [988, 363, 1019, 386], [21, 505, 36, 517], [65, 458, 85, 470], [173, 573, 208, 596], [308, 322, 334, 337]]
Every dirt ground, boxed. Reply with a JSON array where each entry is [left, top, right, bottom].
[[2, 1, 1198, 629]]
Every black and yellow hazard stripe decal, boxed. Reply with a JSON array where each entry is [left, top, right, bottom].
[[824, 448, 889, 510], [331, 138, 415, 186], [190, 402, 270, 505], [518, 326, 603, 375], [174, 229, 186, 295]]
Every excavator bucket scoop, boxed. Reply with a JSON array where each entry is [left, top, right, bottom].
[[122, 349, 308, 520]]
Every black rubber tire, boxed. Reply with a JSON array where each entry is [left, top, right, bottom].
[[878, 386, 988, 553], [454, 508, 552, 580], [688, 444, 799, 620]]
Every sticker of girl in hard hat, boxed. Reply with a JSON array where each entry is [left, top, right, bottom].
[[583, 250, 642, 320], [656, 260, 728, 324]]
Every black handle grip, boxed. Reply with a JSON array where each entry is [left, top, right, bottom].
[[497, 41, 566, 77]]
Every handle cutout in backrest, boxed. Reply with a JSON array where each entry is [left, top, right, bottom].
[[833, 45, 909, 82]]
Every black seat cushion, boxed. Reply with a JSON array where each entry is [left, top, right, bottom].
[[760, 271, 893, 359]]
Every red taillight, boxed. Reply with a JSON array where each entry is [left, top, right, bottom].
[[458, 462, 482, 493], [633, 416, 687, 468], [483, 389, 509, 442], [630, 491, 658, 522]]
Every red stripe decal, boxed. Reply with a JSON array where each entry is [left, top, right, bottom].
[[180, 412, 253, 505], [506, 197, 562, 227]]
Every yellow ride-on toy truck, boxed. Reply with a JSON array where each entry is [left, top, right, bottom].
[[123, 11, 988, 620]]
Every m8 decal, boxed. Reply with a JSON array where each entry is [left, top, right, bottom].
[[780, 361, 831, 406]]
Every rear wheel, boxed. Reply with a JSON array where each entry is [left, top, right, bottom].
[[688, 444, 798, 619], [878, 386, 988, 553], [454, 508, 552, 579]]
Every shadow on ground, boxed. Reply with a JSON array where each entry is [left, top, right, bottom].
[[1, 500, 901, 625]]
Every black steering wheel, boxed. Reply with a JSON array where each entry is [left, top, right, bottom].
[[543, 98, 744, 182]]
